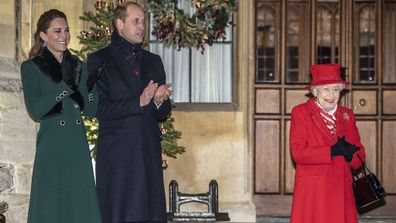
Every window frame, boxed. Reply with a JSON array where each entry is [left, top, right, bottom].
[[146, 5, 237, 110]]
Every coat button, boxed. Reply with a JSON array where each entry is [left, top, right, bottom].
[[56, 96, 60, 101], [88, 94, 94, 102], [59, 120, 65, 126], [63, 90, 68, 95], [74, 103, 79, 108], [76, 120, 81, 124]]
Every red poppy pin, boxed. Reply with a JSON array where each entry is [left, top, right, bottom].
[[343, 113, 350, 120]]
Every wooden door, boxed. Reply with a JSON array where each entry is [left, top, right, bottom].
[[253, 0, 396, 217]]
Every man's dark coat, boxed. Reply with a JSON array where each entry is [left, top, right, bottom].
[[87, 39, 171, 223]]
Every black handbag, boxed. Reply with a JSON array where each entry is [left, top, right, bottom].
[[353, 155, 386, 211]]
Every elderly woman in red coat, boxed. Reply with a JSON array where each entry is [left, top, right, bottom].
[[290, 64, 366, 223]]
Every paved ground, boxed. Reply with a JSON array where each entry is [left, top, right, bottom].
[[169, 216, 396, 222], [256, 216, 396, 223]]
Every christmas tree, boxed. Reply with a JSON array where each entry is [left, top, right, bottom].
[[72, 0, 185, 168], [0, 201, 7, 212]]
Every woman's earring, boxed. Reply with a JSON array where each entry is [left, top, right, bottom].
[[42, 41, 47, 47]]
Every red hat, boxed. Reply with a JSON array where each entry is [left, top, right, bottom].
[[305, 64, 350, 90]]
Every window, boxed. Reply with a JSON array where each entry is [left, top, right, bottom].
[[316, 3, 340, 65], [355, 2, 376, 83], [286, 1, 310, 83], [256, 2, 278, 83], [148, 0, 233, 103]]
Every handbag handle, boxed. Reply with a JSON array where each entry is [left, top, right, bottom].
[[356, 154, 373, 177]]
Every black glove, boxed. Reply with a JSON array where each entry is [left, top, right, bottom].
[[331, 140, 344, 158], [331, 136, 348, 157], [87, 62, 105, 92], [331, 136, 360, 163], [343, 144, 360, 163]]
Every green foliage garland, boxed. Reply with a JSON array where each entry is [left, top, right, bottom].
[[0, 201, 8, 214], [147, 0, 237, 53]]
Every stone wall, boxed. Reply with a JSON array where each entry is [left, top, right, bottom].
[[1, 1, 36, 222], [0, 57, 37, 223]]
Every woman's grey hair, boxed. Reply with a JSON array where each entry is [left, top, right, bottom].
[[311, 83, 345, 97]]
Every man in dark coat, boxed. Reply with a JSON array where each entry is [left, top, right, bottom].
[[87, 2, 172, 223]]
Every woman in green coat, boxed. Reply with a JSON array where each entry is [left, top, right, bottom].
[[20, 9, 101, 223]]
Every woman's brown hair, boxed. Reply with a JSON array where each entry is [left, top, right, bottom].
[[28, 9, 67, 59]]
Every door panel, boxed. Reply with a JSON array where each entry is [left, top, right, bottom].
[[356, 121, 377, 172], [285, 90, 309, 114], [383, 90, 396, 114], [383, 1, 396, 83], [255, 120, 280, 193], [285, 120, 295, 193], [256, 89, 281, 114], [352, 90, 377, 115], [383, 121, 396, 193]]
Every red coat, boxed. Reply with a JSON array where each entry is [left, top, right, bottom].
[[290, 98, 366, 223]]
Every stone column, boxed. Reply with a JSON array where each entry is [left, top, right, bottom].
[[0, 1, 16, 59], [1, 1, 36, 222], [0, 58, 37, 223]]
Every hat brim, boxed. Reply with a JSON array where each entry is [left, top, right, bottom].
[[305, 80, 350, 90]]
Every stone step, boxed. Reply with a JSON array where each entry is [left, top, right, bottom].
[[256, 216, 396, 223]]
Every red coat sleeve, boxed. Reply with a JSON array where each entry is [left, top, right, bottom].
[[340, 110, 366, 169]]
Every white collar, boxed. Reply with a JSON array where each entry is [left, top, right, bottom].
[[316, 100, 337, 115]]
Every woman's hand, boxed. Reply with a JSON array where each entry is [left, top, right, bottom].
[[331, 136, 360, 162]]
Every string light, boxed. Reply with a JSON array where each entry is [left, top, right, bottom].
[[95, 0, 108, 10]]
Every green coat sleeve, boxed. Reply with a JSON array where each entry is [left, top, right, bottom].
[[21, 60, 74, 121], [78, 63, 98, 118]]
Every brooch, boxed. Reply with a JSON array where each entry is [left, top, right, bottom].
[[343, 113, 350, 120]]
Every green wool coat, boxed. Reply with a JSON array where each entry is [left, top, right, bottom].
[[21, 49, 101, 223]]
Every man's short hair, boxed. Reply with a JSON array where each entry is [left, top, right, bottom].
[[113, 2, 143, 29]]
